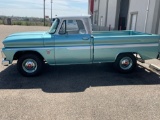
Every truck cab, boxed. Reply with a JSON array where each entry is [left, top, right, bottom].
[[50, 16, 92, 34], [47, 16, 93, 65]]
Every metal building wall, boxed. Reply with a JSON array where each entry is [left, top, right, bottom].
[[92, 0, 109, 30], [98, 0, 108, 27], [158, 20, 160, 34], [91, 0, 160, 34], [92, 0, 118, 30], [126, 0, 158, 34], [93, 0, 127, 30], [152, 0, 160, 34], [106, 0, 119, 30]]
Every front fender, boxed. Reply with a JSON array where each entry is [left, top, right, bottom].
[[2, 47, 55, 65]]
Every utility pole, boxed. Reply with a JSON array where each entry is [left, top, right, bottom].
[[44, 0, 46, 26], [51, 0, 53, 20]]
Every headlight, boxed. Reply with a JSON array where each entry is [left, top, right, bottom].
[[1, 51, 6, 58]]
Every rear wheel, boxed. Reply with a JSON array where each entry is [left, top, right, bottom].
[[114, 54, 137, 73], [17, 54, 43, 77]]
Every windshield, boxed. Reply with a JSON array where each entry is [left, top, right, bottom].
[[49, 18, 59, 34]]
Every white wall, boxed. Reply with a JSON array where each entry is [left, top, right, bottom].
[[92, 0, 160, 33], [88, 0, 90, 14], [98, 0, 108, 26], [158, 20, 160, 34], [127, 0, 156, 33], [151, 0, 160, 34], [94, 0, 99, 11], [106, 0, 118, 29], [93, 0, 99, 25], [146, 0, 157, 33]]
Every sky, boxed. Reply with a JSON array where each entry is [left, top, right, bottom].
[[0, 0, 89, 18]]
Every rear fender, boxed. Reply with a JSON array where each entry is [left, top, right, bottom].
[[115, 52, 139, 61]]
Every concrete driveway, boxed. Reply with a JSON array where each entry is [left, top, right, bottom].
[[0, 25, 160, 120]]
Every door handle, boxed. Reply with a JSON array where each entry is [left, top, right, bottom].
[[82, 37, 89, 40]]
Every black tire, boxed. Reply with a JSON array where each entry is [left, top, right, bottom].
[[114, 54, 137, 73], [17, 54, 44, 77]]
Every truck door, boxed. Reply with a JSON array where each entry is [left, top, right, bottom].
[[55, 19, 91, 64]]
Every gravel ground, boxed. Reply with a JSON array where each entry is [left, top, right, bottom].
[[0, 25, 160, 120]]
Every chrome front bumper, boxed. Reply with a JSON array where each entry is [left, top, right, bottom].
[[2, 58, 9, 66]]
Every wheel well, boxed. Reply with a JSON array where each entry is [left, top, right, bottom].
[[116, 52, 142, 60], [13, 51, 44, 60]]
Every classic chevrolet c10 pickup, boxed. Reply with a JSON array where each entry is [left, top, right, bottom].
[[1, 16, 160, 76]]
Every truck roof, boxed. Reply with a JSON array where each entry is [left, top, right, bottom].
[[54, 15, 91, 19]]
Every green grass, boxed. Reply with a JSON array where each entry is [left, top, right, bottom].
[[0, 19, 50, 26], [12, 20, 50, 26]]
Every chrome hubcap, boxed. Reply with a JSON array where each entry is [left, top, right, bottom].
[[120, 57, 133, 70], [22, 59, 37, 73]]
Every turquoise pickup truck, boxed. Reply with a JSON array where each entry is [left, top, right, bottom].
[[1, 16, 160, 76]]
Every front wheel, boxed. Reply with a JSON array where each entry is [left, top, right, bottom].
[[17, 54, 44, 77], [114, 54, 137, 73]]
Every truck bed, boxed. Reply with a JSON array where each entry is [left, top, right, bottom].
[[92, 30, 160, 62], [92, 30, 151, 36]]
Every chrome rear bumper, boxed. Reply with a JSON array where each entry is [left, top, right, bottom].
[[2, 58, 9, 66]]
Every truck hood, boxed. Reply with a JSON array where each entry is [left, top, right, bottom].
[[3, 31, 46, 48]]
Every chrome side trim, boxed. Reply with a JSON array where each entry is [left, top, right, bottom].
[[3, 47, 54, 51], [3, 43, 158, 51], [67, 46, 90, 50], [94, 43, 158, 49], [66, 43, 158, 50]]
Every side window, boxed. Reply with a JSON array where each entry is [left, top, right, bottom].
[[66, 20, 78, 32], [59, 20, 86, 35], [59, 21, 66, 34], [66, 20, 86, 34]]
